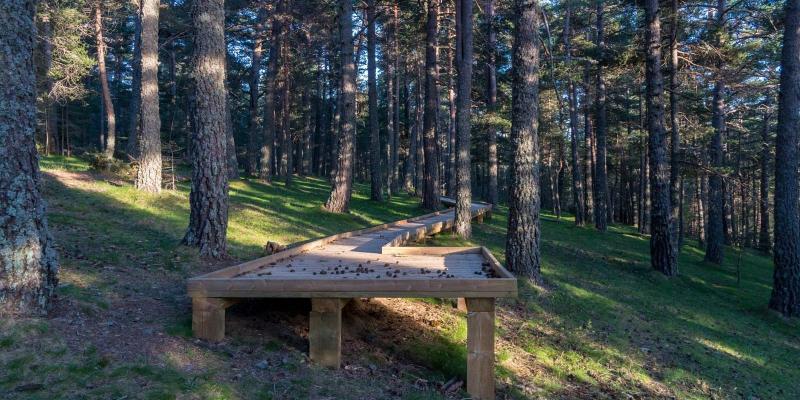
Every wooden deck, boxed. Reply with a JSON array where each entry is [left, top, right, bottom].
[[187, 199, 517, 399]]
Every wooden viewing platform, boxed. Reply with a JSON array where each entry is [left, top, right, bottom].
[[188, 198, 517, 399]]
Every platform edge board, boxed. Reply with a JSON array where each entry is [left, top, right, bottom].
[[188, 276, 516, 294]]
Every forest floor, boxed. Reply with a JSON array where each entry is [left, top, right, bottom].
[[1, 154, 798, 400]]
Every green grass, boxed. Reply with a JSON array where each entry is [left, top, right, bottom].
[[423, 209, 800, 398], [2, 154, 796, 399]]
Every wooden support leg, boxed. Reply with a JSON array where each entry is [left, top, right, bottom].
[[476, 214, 485, 224], [456, 298, 468, 312], [309, 298, 345, 368], [192, 297, 234, 341], [466, 298, 495, 400]]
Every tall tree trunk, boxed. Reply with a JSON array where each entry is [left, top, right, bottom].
[[447, 38, 457, 197], [565, 2, 584, 225], [507, 0, 541, 282], [454, 0, 474, 238], [325, 0, 356, 213], [669, 0, 681, 250], [415, 64, 425, 195], [485, 0, 498, 208], [769, 0, 800, 317], [39, 10, 58, 155], [135, 0, 162, 193], [644, 0, 677, 276], [127, 0, 142, 157], [705, 0, 726, 264], [247, 9, 266, 176], [389, 3, 401, 194], [593, 0, 608, 231], [385, 4, 396, 197], [95, 0, 116, 158], [368, 0, 383, 200], [759, 109, 771, 253], [1, 0, 59, 315], [260, 7, 280, 182], [422, 0, 440, 209], [183, 0, 229, 259], [582, 63, 594, 223]]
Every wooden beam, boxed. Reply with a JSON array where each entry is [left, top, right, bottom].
[[309, 298, 346, 368], [192, 297, 237, 341], [466, 297, 495, 400]]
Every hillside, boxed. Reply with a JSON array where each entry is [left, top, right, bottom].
[[0, 155, 797, 399]]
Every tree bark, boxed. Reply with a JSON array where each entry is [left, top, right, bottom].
[[769, 0, 800, 317], [368, 0, 383, 201], [759, 109, 771, 253], [668, 0, 681, 251], [485, 0, 498, 208], [454, 0, 474, 238], [1, 0, 59, 315], [593, 0, 608, 231], [183, 0, 229, 259], [507, 0, 541, 282], [644, 0, 677, 276], [135, 0, 162, 193], [325, 0, 356, 213], [94, 0, 116, 158], [127, 0, 142, 157], [422, 0, 441, 210]]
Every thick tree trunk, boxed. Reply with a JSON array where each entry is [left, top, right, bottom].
[[1, 0, 59, 315], [507, 0, 541, 282], [485, 0, 498, 208], [127, 0, 142, 157], [447, 40, 457, 197], [95, 1, 116, 158], [769, 0, 800, 317], [593, 0, 608, 232], [368, 0, 383, 201], [454, 0, 474, 238], [135, 0, 162, 193], [325, 0, 356, 213], [668, 0, 681, 250], [246, 9, 266, 176], [759, 110, 771, 253], [183, 0, 229, 259], [582, 63, 594, 224], [644, 0, 677, 276], [422, 0, 440, 210]]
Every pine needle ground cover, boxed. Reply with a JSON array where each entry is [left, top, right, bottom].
[[1, 155, 797, 399]]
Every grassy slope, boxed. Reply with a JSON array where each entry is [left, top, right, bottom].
[[423, 209, 800, 399], [1, 155, 797, 399]]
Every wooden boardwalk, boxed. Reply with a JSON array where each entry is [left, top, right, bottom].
[[188, 199, 517, 399]]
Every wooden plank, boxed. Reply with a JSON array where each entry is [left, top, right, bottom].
[[192, 297, 237, 341], [466, 297, 495, 400], [309, 298, 346, 368], [480, 246, 517, 281], [380, 246, 482, 256]]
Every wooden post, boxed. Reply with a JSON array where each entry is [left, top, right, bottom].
[[466, 297, 495, 400], [456, 297, 468, 312], [192, 297, 234, 341], [476, 213, 485, 224], [309, 298, 345, 368]]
